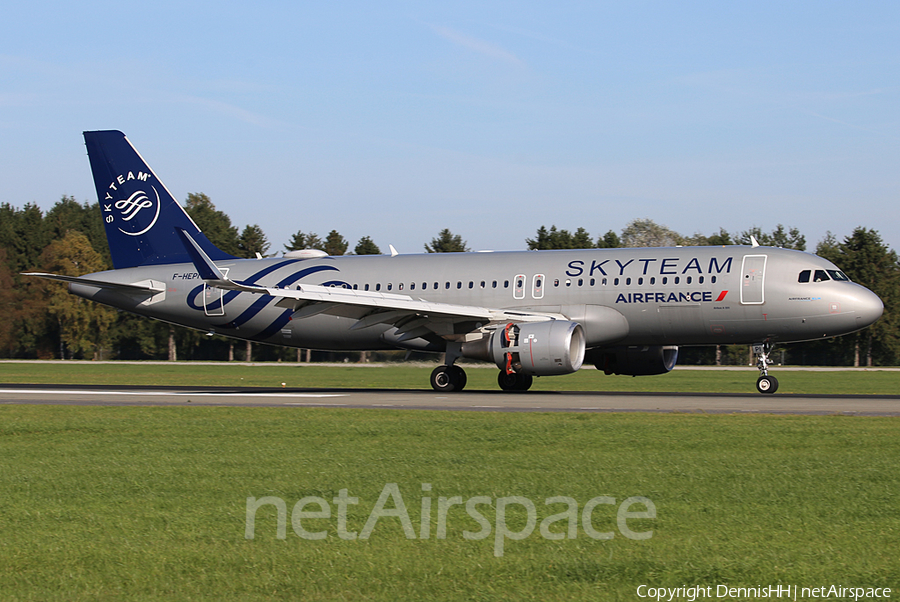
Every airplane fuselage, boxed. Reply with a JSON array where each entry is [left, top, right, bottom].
[[71, 245, 881, 352]]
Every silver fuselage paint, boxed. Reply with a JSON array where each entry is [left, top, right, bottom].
[[69, 245, 883, 352]]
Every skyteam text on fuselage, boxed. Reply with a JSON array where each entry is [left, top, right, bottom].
[[25, 131, 884, 394]]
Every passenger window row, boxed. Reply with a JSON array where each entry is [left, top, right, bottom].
[[552, 275, 717, 287], [349, 280, 512, 292], [333, 274, 720, 292]]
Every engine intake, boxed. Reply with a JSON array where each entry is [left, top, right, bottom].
[[462, 320, 586, 376]]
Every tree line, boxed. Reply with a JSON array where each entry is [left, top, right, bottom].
[[1, 195, 897, 366]]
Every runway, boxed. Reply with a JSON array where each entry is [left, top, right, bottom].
[[1, 384, 898, 415]]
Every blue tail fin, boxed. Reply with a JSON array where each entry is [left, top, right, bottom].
[[84, 130, 236, 269]]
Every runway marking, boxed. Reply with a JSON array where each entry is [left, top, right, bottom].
[[0, 389, 347, 399], [283, 403, 348, 406]]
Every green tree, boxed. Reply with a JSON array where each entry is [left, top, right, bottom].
[[0, 202, 46, 273], [571, 227, 594, 249], [184, 193, 241, 256], [0, 248, 16, 356], [238, 224, 270, 258], [738, 225, 805, 250], [285, 230, 324, 252], [620, 218, 684, 248], [685, 227, 734, 246], [43, 196, 109, 266], [354, 236, 381, 255], [38, 231, 116, 359], [324, 230, 348, 256], [706, 227, 733, 246], [596, 230, 621, 248], [526, 226, 594, 250], [425, 229, 469, 253]]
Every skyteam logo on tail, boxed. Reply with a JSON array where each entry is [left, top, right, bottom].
[[102, 171, 161, 236]]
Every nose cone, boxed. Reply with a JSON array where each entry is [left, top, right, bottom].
[[854, 285, 884, 329]]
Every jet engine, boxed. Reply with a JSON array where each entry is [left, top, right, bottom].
[[462, 320, 586, 376], [587, 345, 679, 376]]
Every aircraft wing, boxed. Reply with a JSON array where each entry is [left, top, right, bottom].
[[176, 228, 563, 342], [227, 279, 560, 341]]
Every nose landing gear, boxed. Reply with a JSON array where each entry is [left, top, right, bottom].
[[753, 343, 779, 394]]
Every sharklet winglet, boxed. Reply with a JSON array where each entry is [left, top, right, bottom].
[[175, 228, 227, 281]]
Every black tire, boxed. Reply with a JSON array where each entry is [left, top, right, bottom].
[[516, 373, 534, 391], [497, 371, 533, 392], [448, 365, 467, 391], [498, 370, 518, 391], [756, 375, 778, 394], [431, 365, 457, 392]]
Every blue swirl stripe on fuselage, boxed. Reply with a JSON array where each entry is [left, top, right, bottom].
[[212, 264, 339, 331]]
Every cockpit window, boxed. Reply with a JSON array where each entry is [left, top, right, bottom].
[[800, 268, 850, 283]]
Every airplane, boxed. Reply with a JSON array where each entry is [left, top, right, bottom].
[[25, 130, 884, 394]]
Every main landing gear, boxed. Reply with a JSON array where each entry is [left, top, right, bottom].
[[430, 342, 468, 392], [429, 365, 534, 392], [429, 340, 535, 393], [753, 343, 779, 394], [430, 364, 467, 392]]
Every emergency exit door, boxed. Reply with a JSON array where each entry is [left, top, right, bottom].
[[740, 255, 766, 305]]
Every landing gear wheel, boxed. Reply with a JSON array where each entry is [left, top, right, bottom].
[[448, 365, 467, 391], [430, 365, 466, 392], [498, 371, 518, 391], [756, 375, 778, 394], [497, 371, 533, 392]]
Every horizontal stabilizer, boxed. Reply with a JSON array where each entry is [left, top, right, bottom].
[[23, 272, 165, 293]]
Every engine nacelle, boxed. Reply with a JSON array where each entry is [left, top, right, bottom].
[[587, 345, 679, 376], [463, 320, 586, 376]]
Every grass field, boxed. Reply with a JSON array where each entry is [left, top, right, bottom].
[[1, 363, 898, 600], [0, 405, 897, 601], [1, 361, 900, 394]]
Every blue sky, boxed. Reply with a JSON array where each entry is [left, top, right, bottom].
[[3, 1, 898, 255]]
